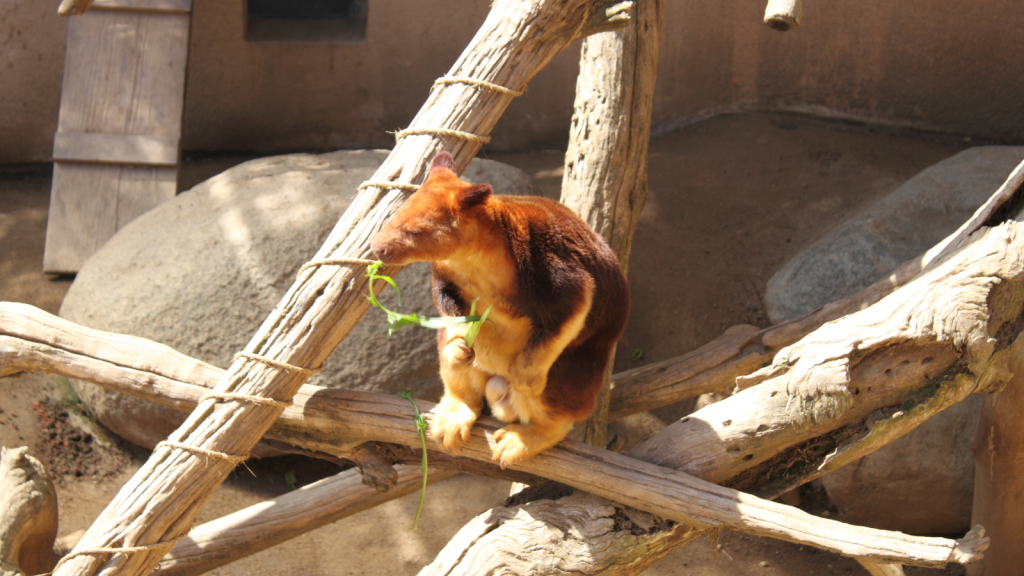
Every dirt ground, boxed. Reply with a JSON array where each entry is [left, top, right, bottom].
[[0, 112, 978, 575]]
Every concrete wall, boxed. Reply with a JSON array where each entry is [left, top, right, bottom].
[[3, 0, 1024, 164]]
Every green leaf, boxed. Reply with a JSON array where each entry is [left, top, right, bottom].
[[284, 470, 297, 491], [364, 260, 486, 338], [464, 304, 494, 349], [631, 349, 644, 360]]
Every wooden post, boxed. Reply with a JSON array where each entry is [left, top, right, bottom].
[[0, 447, 59, 576], [561, 0, 664, 447], [968, 318, 1024, 576]]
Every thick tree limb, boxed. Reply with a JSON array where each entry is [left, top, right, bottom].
[[49, 3, 634, 576], [764, 0, 803, 31], [0, 447, 59, 576], [610, 157, 1024, 418], [561, 0, 663, 447]]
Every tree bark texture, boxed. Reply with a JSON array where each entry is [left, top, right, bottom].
[[0, 447, 59, 576], [561, 0, 663, 447], [48, 2, 633, 576]]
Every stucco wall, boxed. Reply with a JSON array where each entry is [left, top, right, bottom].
[[0, 0, 67, 164], [2, 0, 1023, 163]]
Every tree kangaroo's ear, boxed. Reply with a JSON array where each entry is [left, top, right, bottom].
[[431, 151, 456, 174], [459, 183, 493, 210]]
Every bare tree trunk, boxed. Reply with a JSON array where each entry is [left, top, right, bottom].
[[968, 343, 1024, 576], [561, 0, 663, 447], [0, 447, 59, 576], [49, 3, 633, 576]]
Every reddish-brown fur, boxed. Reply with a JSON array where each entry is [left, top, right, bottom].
[[370, 152, 630, 467]]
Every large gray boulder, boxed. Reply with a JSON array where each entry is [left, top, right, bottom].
[[767, 146, 1024, 536], [766, 146, 1024, 324], [61, 150, 540, 450]]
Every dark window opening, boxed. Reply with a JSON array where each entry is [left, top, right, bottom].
[[246, 0, 368, 43]]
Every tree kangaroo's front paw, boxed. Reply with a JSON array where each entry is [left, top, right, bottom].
[[429, 400, 479, 455], [440, 338, 475, 369]]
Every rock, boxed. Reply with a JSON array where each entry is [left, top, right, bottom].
[[60, 150, 539, 450], [767, 147, 1024, 536], [820, 395, 983, 536], [765, 146, 1024, 324]]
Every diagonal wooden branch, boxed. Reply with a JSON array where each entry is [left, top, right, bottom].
[[610, 157, 1024, 419], [48, 2, 633, 576], [155, 467, 454, 576]]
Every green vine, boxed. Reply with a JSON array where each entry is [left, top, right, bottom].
[[399, 388, 429, 530]]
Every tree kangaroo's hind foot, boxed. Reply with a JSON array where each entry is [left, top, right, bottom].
[[491, 418, 575, 469]]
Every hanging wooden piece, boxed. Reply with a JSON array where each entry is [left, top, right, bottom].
[[44, 0, 191, 273]]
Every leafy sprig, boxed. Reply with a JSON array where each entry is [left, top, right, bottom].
[[365, 261, 494, 341], [399, 388, 429, 530]]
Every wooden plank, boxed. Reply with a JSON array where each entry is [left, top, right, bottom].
[[91, 0, 191, 15], [43, 164, 176, 273], [44, 8, 189, 273], [53, 133, 179, 166]]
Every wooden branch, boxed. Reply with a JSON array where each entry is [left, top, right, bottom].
[[561, 0, 663, 446], [0, 306, 985, 567], [638, 221, 1024, 484], [857, 558, 907, 576], [57, 0, 94, 16], [610, 157, 1024, 419], [156, 467, 455, 576], [764, 0, 803, 31], [422, 491, 697, 576], [50, 3, 633, 576], [0, 447, 59, 576]]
